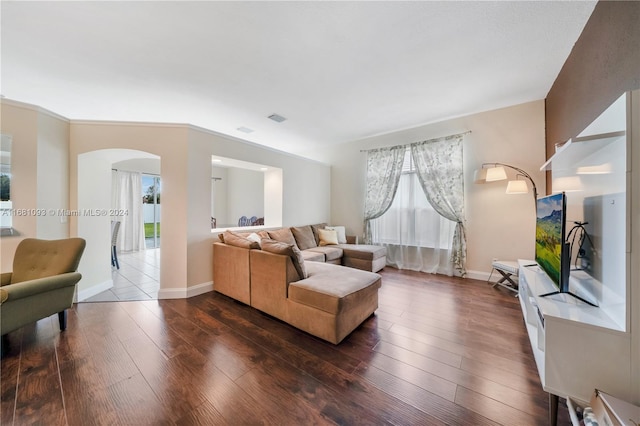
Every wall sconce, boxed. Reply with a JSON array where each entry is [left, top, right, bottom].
[[474, 163, 538, 202]]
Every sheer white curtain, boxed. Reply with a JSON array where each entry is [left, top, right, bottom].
[[370, 166, 456, 275], [111, 170, 145, 252], [369, 133, 466, 276]]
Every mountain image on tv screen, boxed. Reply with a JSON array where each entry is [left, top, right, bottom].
[[535, 193, 564, 286]]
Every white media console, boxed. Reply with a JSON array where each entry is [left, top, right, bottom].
[[517, 259, 631, 425]]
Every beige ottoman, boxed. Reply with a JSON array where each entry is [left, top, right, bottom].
[[339, 244, 387, 272]]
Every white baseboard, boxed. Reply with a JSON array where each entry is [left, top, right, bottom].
[[77, 279, 113, 302], [466, 268, 518, 284], [158, 281, 213, 299], [465, 269, 493, 282]]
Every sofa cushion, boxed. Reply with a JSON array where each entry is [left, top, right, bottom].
[[306, 246, 343, 262], [318, 229, 339, 246], [325, 226, 347, 244], [310, 223, 327, 245], [288, 262, 381, 315], [223, 230, 260, 250], [301, 250, 325, 262], [261, 238, 307, 279], [338, 244, 387, 261], [267, 228, 298, 247], [291, 225, 317, 250]]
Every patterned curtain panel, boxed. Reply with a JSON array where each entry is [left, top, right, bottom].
[[363, 146, 405, 244], [410, 134, 467, 276]]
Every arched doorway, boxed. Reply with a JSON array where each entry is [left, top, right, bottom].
[[76, 149, 161, 302]]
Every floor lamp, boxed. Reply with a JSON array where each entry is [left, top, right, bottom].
[[474, 163, 538, 203]]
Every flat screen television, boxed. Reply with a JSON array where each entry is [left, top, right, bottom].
[[535, 192, 596, 306]]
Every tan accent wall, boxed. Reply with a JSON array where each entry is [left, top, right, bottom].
[[545, 1, 640, 162]]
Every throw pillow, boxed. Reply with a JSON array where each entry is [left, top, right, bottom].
[[267, 228, 298, 247], [223, 230, 260, 250], [318, 229, 339, 246], [261, 238, 307, 279], [290, 225, 317, 250], [325, 226, 347, 244], [310, 223, 327, 245], [246, 232, 262, 247]]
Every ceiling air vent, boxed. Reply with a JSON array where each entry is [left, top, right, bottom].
[[268, 113, 287, 123]]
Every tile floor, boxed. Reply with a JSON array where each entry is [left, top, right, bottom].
[[83, 249, 160, 302]]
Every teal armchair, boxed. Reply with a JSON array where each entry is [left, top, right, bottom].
[[1, 238, 86, 354]]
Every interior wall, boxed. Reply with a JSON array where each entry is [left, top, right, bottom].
[[303, 100, 546, 279], [0, 101, 70, 272], [545, 1, 640, 153], [3, 100, 330, 298], [187, 126, 330, 292], [76, 152, 112, 298], [70, 122, 190, 298], [37, 111, 70, 240], [226, 167, 264, 223]]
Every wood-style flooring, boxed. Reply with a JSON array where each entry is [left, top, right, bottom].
[[1, 267, 571, 425]]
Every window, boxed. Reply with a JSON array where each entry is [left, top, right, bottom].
[[1, 134, 12, 233], [370, 148, 455, 249]]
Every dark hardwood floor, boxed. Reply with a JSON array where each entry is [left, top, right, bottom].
[[1, 267, 571, 425]]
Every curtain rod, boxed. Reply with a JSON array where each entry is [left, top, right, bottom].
[[112, 168, 160, 177], [359, 130, 471, 153]]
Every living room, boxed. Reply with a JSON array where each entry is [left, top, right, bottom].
[[1, 1, 639, 425]]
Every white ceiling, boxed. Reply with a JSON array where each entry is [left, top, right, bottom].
[[1, 1, 596, 156]]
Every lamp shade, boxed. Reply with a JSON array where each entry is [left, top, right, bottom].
[[506, 180, 529, 194], [485, 166, 507, 182], [473, 168, 487, 183]]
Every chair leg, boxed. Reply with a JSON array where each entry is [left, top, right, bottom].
[[58, 310, 67, 331], [112, 246, 120, 269]]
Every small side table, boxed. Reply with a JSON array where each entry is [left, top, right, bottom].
[[489, 260, 519, 294]]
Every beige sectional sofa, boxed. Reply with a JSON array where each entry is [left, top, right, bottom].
[[212, 224, 386, 344]]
